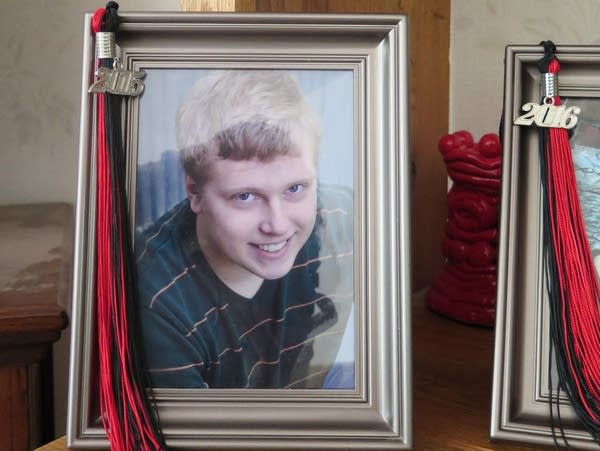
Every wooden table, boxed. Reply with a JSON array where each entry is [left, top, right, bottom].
[[1, 203, 71, 451], [35, 290, 555, 450], [35, 436, 68, 451], [411, 290, 551, 450]]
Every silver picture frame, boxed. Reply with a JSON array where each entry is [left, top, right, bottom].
[[492, 44, 600, 449], [67, 12, 411, 449]]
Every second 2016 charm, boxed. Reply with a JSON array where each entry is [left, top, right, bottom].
[[514, 101, 580, 129]]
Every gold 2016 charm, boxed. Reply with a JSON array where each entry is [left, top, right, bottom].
[[514, 102, 580, 129]]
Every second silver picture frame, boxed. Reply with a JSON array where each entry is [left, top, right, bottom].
[[493, 44, 600, 449]]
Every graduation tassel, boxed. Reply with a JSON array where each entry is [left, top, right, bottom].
[[90, 3, 165, 450], [525, 41, 600, 445]]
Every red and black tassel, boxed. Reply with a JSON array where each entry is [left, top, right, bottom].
[[91, 3, 165, 449], [535, 41, 600, 446]]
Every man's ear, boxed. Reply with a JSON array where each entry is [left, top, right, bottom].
[[185, 175, 203, 214]]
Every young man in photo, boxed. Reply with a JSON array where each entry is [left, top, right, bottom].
[[135, 70, 354, 389]]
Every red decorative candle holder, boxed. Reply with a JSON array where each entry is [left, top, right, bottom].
[[425, 130, 502, 327]]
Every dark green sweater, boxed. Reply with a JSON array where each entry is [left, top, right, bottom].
[[135, 188, 353, 389]]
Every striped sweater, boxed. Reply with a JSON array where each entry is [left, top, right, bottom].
[[135, 187, 353, 389]]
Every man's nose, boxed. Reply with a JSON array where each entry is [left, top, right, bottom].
[[259, 200, 290, 235]]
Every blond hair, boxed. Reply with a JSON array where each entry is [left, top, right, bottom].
[[177, 70, 321, 185]]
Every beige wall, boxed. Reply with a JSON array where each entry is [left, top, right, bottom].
[[450, 0, 600, 140], [0, 0, 179, 207]]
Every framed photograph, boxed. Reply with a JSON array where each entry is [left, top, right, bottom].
[[492, 45, 600, 448], [67, 12, 411, 449]]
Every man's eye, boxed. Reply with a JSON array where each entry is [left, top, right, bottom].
[[235, 192, 255, 202], [287, 184, 304, 194]]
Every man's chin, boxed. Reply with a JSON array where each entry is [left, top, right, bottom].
[[255, 263, 294, 281]]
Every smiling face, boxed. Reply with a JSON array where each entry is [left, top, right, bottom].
[[186, 145, 317, 298]]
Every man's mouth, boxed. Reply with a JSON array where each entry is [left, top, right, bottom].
[[256, 240, 288, 253]]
